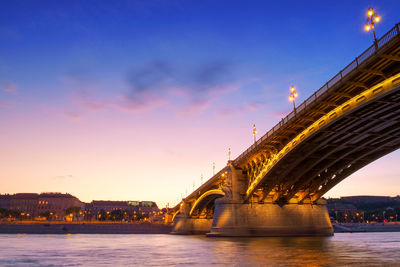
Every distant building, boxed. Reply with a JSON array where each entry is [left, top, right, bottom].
[[340, 195, 392, 204], [10, 193, 39, 217], [327, 202, 357, 217], [37, 193, 84, 220], [85, 200, 159, 220], [0, 194, 11, 210], [87, 201, 133, 213], [138, 201, 158, 214]]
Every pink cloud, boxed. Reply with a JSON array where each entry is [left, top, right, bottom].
[[177, 98, 212, 115], [2, 81, 17, 94], [0, 102, 11, 109], [70, 91, 109, 111], [64, 110, 83, 121], [114, 93, 169, 113]]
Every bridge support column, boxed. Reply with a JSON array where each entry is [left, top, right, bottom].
[[207, 198, 333, 237], [171, 215, 213, 235], [170, 202, 213, 234]]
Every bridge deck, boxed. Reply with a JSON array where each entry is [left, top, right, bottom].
[[233, 23, 400, 169], [172, 23, 400, 211]]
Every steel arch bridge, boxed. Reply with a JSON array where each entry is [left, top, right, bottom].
[[169, 23, 400, 225]]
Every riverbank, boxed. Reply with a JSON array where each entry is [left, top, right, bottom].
[[332, 222, 400, 233], [0, 222, 173, 234], [1, 222, 400, 234]]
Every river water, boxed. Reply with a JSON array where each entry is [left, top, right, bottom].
[[0, 233, 399, 266]]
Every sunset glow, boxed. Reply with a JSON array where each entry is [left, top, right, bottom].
[[1, 1, 400, 208]]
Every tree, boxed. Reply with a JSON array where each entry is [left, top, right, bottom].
[[97, 209, 107, 221], [110, 210, 123, 221], [39, 211, 54, 221], [66, 206, 82, 221]]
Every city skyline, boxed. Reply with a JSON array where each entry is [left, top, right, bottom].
[[1, 0, 400, 208]]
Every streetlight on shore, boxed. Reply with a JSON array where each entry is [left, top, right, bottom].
[[364, 7, 381, 43], [289, 85, 298, 111]]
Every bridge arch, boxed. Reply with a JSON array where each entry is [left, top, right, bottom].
[[189, 189, 225, 217], [245, 73, 400, 202], [171, 210, 180, 223]]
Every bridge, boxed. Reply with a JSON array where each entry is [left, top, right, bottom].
[[168, 23, 400, 236]]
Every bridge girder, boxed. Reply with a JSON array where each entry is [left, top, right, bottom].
[[244, 73, 400, 202]]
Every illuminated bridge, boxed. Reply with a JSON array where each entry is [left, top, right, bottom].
[[169, 23, 400, 236]]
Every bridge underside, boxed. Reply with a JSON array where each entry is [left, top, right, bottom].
[[169, 24, 400, 237], [254, 85, 400, 204]]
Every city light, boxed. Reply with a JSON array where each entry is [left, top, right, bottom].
[[252, 124, 257, 143], [364, 7, 381, 43], [289, 85, 298, 111]]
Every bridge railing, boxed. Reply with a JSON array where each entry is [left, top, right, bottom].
[[234, 23, 400, 164]]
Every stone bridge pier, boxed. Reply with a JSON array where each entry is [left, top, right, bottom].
[[172, 164, 333, 236], [171, 202, 214, 235]]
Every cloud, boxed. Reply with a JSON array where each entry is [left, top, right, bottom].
[[127, 60, 173, 94], [1, 81, 17, 94], [178, 98, 212, 115], [62, 59, 249, 117], [70, 90, 108, 111], [123, 59, 238, 112], [114, 92, 169, 113], [64, 110, 83, 121], [0, 102, 11, 109]]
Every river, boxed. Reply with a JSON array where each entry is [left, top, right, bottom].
[[0, 232, 399, 266]]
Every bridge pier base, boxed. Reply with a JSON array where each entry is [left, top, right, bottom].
[[207, 198, 333, 237], [171, 215, 213, 235]]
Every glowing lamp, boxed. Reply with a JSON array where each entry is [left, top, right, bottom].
[[375, 16, 380, 22], [367, 9, 373, 17], [365, 25, 371, 31]]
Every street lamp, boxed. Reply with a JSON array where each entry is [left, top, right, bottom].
[[252, 124, 257, 143], [289, 85, 298, 111], [364, 7, 381, 43]]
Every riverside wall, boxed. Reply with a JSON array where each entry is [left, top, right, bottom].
[[0, 222, 173, 234]]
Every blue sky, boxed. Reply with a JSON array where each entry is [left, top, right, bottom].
[[0, 0, 399, 206]]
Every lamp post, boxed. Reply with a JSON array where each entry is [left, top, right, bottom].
[[289, 85, 298, 112], [364, 7, 381, 44], [252, 124, 257, 143], [228, 148, 231, 161]]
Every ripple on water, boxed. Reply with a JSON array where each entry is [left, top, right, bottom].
[[0, 233, 399, 266]]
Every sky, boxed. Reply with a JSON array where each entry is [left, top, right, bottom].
[[1, 0, 399, 208]]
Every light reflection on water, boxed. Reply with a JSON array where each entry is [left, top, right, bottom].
[[0, 232, 399, 266]]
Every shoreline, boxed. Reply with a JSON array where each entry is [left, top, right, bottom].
[[0, 222, 173, 234], [332, 222, 400, 233], [1, 222, 400, 234]]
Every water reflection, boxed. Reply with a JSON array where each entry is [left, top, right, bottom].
[[0, 233, 399, 266]]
